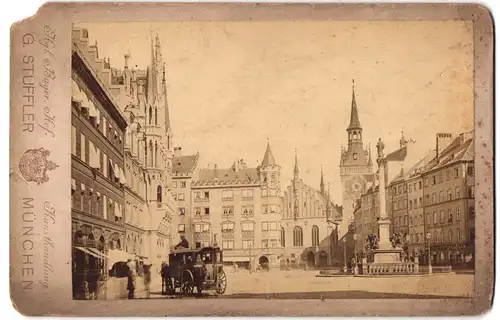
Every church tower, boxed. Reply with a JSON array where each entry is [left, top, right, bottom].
[[339, 80, 373, 235]]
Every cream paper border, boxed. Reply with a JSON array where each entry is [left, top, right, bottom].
[[9, 2, 493, 316]]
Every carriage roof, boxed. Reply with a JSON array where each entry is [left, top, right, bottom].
[[169, 246, 222, 257]]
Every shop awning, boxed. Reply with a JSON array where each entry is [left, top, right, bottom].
[[108, 249, 135, 270], [75, 246, 104, 260], [87, 247, 109, 260]]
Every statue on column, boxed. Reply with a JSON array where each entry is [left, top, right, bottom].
[[376, 138, 385, 158]]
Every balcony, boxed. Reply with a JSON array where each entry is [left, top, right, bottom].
[[194, 231, 211, 241], [242, 230, 254, 239], [222, 213, 235, 221], [222, 230, 235, 239], [194, 197, 209, 203], [222, 196, 234, 202], [242, 212, 254, 219]]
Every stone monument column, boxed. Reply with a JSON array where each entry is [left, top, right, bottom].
[[377, 156, 391, 250], [372, 138, 402, 264]]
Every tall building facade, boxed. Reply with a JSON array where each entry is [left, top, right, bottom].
[[357, 185, 380, 252], [422, 131, 475, 266], [179, 142, 283, 268], [71, 29, 128, 299], [72, 28, 179, 298], [105, 33, 178, 268], [282, 151, 342, 267], [354, 131, 475, 267], [339, 82, 374, 237], [405, 150, 434, 260], [170, 147, 200, 246]]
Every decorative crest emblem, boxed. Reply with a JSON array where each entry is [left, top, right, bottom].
[[18, 147, 59, 184]]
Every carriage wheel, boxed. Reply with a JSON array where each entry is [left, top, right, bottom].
[[181, 271, 195, 294], [215, 269, 227, 294]]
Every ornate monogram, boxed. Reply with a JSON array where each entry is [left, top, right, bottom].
[[18, 147, 59, 184]]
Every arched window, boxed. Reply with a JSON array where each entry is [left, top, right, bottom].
[[293, 226, 303, 247], [157, 185, 162, 203], [149, 106, 152, 125], [155, 108, 158, 125], [280, 227, 285, 247], [312, 225, 319, 246]]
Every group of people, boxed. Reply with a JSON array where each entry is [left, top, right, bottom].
[[126, 258, 152, 299]]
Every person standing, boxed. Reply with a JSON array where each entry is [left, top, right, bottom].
[[160, 262, 170, 294], [143, 264, 152, 299], [127, 259, 137, 299]]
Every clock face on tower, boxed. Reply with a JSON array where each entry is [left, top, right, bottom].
[[342, 175, 366, 197]]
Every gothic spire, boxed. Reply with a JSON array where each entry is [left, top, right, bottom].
[[347, 79, 362, 131], [163, 62, 171, 132], [261, 139, 277, 166], [294, 148, 300, 177], [147, 31, 157, 103], [368, 142, 373, 165], [320, 165, 325, 195]]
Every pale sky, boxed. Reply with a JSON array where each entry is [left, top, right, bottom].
[[78, 21, 474, 204]]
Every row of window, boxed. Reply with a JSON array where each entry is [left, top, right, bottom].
[[391, 166, 474, 196], [192, 189, 280, 202], [426, 207, 475, 225], [173, 193, 185, 201], [179, 205, 282, 217], [402, 186, 475, 211], [72, 79, 124, 150], [424, 166, 474, 187], [408, 228, 463, 244], [172, 181, 187, 188], [71, 179, 123, 223], [177, 223, 211, 233], [72, 125, 126, 186]]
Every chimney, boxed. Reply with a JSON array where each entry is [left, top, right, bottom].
[[436, 133, 453, 158], [174, 147, 182, 158], [233, 159, 240, 172], [213, 164, 218, 178]]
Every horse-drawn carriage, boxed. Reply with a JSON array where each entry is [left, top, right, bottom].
[[164, 246, 227, 295]]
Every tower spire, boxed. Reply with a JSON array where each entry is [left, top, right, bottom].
[[293, 148, 300, 180], [147, 31, 157, 103], [163, 62, 171, 133], [320, 165, 325, 195], [261, 139, 277, 166], [347, 79, 362, 131], [368, 142, 373, 165]]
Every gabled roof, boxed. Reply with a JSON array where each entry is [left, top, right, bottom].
[[193, 167, 260, 186], [172, 153, 199, 176], [389, 149, 435, 185], [426, 132, 474, 172]]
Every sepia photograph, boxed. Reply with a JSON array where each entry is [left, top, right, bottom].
[[70, 19, 475, 301]]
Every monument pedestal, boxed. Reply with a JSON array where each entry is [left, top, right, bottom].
[[373, 248, 403, 264]]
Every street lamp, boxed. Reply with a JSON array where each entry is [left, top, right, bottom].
[[342, 237, 347, 273], [353, 234, 358, 261], [352, 234, 359, 275], [426, 232, 432, 274]]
